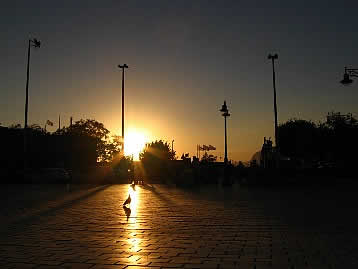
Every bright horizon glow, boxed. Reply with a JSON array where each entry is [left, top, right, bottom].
[[124, 130, 147, 161]]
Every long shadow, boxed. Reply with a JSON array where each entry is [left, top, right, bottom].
[[140, 183, 155, 191], [0, 184, 109, 234], [139, 183, 177, 206]]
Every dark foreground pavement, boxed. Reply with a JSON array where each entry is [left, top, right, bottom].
[[0, 184, 357, 268]]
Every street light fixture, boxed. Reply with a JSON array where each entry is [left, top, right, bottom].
[[340, 67, 358, 85], [118, 64, 129, 154], [219, 101, 230, 165]]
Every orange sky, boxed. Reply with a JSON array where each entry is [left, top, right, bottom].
[[1, 2, 358, 162]]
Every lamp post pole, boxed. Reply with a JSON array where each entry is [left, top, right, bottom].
[[118, 64, 128, 154], [25, 40, 31, 129], [224, 115, 228, 164], [24, 38, 41, 129], [24, 38, 41, 171], [219, 101, 230, 165], [268, 53, 279, 153], [172, 140, 174, 156]]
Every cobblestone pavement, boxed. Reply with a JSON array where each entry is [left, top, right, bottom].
[[0, 184, 357, 268], [0, 184, 106, 225]]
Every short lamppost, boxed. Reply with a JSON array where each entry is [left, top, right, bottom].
[[340, 67, 358, 85], [24, 37, 41, 170], [118, 64, 129, 154], [219, 101, 230, 165]]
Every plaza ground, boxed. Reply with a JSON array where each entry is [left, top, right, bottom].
[[0, 183, 357, 268]]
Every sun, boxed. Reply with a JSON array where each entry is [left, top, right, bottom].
[[124, 130, 147, 161]]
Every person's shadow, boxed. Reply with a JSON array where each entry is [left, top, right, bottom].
[[123, 205, 131, 221]]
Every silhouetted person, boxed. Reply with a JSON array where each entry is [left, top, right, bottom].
[[123, 194, 131, 206]]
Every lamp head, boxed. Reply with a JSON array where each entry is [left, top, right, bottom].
[[220, 101, 228, 113], [340, 72, 353, 85], [268, 53, 278, 60], [32, 38, 41, 48], [118, 64, 129, 69]]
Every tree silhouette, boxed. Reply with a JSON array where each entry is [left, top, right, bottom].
[[278, 112, 358, 168], [139, 140, 175, 181], [54, 119, 120, 162], [324, 112, 358, 167], [55, 119, 110, 138], [140, 140, 176, 161], [278, 119, 318, 161], [113, 155, 133, 180]]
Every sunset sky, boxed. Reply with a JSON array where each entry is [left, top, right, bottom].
[[1, 1, 358, 161]]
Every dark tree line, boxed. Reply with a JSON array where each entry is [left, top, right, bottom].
[[55, 119, 121, 162], [278, 112, 358, 167], [1, 119, 122, 171], [139, 140, 176, 182]]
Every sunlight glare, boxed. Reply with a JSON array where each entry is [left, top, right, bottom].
[[124, 130, 147, 160]]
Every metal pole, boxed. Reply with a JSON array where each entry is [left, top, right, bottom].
[[122, 67, 125, 150], [118, 64, 128, 154], [224, 116, 228, 165], [24, 40, 31, 171], [271, 58, 279, 151], [23, 38, 40, 171], [25, 40, 31, 129]]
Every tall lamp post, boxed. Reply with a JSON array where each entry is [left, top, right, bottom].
[[118, 64, 129, 154], [268, 53, 279, 153], [25, 38, 41, 129], [219, 101, 230, 165], [24, 37, 41, 171], [340, 67, 358, 85]]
